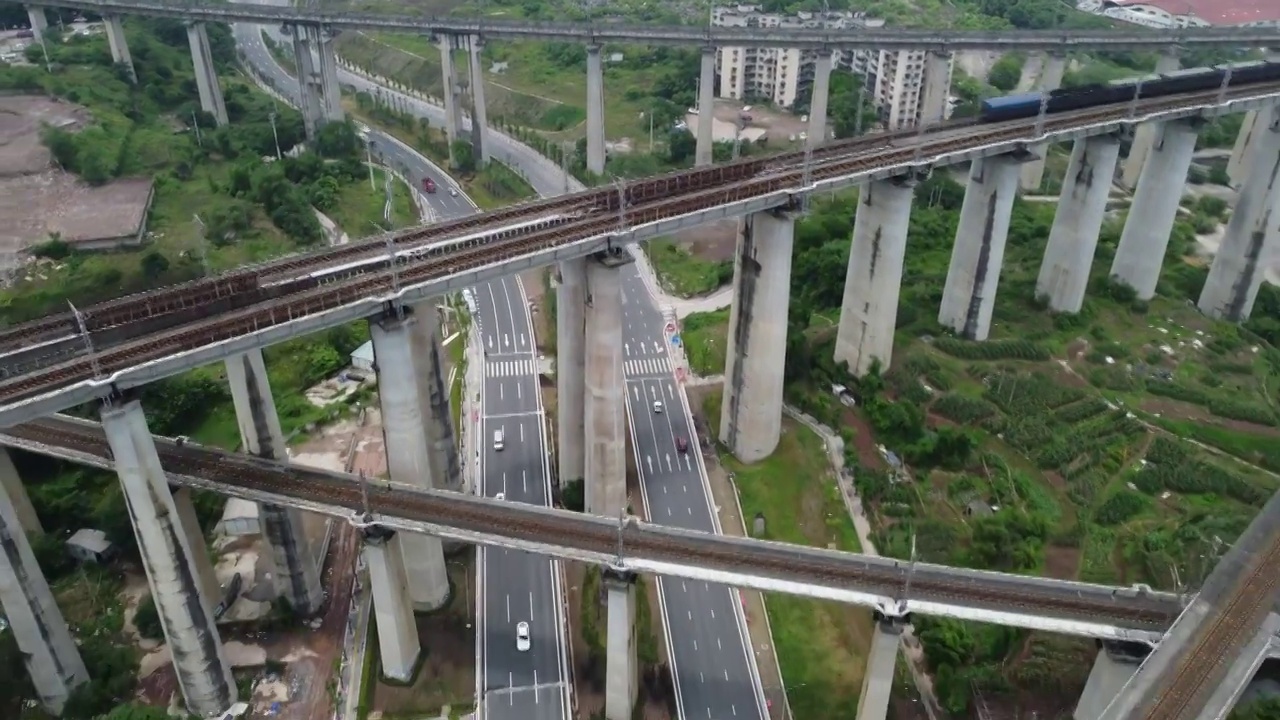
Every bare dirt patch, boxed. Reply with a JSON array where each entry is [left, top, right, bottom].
[[711, 99, 806, 144], [1139, 398, 1280, 436], [668, 218, 738, 263], [0, 95, 90, 175], [1044, 545, 1081, 581]]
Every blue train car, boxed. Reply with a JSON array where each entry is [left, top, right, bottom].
[[980, 92, 1043, 123]]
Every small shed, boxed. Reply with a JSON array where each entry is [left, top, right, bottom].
[[965, 500, 994, 518], [351, 341, 375, 372], [66, 529, 116, 564]]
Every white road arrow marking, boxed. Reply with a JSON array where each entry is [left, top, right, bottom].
[[665, 454, 672, 472], [504, 333, 510, 347], [646, 455, 653, 473]]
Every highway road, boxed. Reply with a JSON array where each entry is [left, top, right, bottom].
[[232, 17, 570, 720]]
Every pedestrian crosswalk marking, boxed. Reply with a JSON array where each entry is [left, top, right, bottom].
[[625, 357, 670, 377], [485, 359, 537, 377]]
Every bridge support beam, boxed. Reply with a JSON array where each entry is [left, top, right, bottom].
[[585, 251, 629, 517], [556, 258, 587, 490], [104, 15, 135, 84], [468, 35, 490, 165], [1198, 613, 1280, 720], [292, 25, 326, 142], [721, 208, 795, 463], [439, 35, 464, 168], [1072, 642, 1149, 720], [1036, 134, 1122, 313], [807, 49, 834, 146], [604, 569, 638, 720], [318, 29, 344, 122], [0, 464, 87, 716], [1019, 53, 1066, 192], [361, 528, 421, 682], [919, 52, 952, 128], [369, 308, 451, 611], [407, 305, 464, 495], [0, 449, 41, 534], [695, 46, 716, 167], [186, 22, 228, 126], [1228, 109, 1259, 189], [1199, 104, 1280, 323], [102, 398, 236, 717], [834, 175, 917, 376], [225, 349, 324, 615], [26, 6, 47, 43], [171, 485, 220, 614], [855, 616, 906, 720], [1120, 53, 1180, 189], [586, 44, 606, 175], [1109, 119, 1198, 300], [939, 154, 1022, 340]]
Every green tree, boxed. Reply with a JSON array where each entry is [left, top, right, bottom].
[[988, 53, 1024, 92]]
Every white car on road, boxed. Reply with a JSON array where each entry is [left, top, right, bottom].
[[516, 621, 531, 652]]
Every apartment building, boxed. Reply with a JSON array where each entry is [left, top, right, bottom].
[[713, 5, 953, 130]]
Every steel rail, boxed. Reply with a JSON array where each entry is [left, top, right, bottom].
[[0, 83, 1275, 422], [20, 0, 1280, 49], [1, 415, 1184, 637]]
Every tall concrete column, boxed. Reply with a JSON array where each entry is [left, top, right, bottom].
[[556, 258, 587, 487], [225, 349, 324, 615], [170, 485, 220, 613], [695, 46, 716, 167], [1120, 53, 1180, 189], [855, 617, 905, 720], [834, 176, 916, 377], [468, 36, 490, 164], [0, 469, 87, 716], [369, 309, 450, 611], [1073, 643, 1147, 720], [939, 154, 1021, 340], [807, 49, 834, 147], [586, 44, 606, 175], [1228, 110, 1259, 189], [26, 6, 47, 43], [1019, 53, 1067, 192], [720, 209, 795, 463], [317, 29, 344, 122], [604, 569, 638, 720], [406, 305, 463, 494], [186, 22, 228, 126], [1198, 104, 1280, 322], [439, 36, 462, 145], [292, 26, 326, 142], [101, 399, 235, 717], [1109, 119, 1198, 299], [103, 15, 135, 83], [584, 252, 628, 518], [361, 528, 421, 682], [1036, 134, 1122, 313], [919, 51, 952, 128], [0, 449, 41, 534]]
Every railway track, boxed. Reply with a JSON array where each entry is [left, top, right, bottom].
[[0, 82, 1275, 410], [7, 416, 1183, 630]]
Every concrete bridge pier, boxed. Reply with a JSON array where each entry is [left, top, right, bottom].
[[186, 22, 228, 126], [26, 6, 47, 43], [468, 35, 490, 164], [586, 43, 606, 175], [101, 398, 236, 717], [938, 153, 1022, 340], [834, 175, 917, 376], [1109, 119, 1199, 299], [0, 449, 41, 534], [1035, 134, 1122, 313], [369, 307, 451, 611], [720, 208, 795, 463], [439, 35, 464, 165], [1019, 52, 1066, 192], [1072, 641, 1150, 720], [556, 258, 587, 489], [361, 527, 421, 682], [104, 15, 135, 83], [604, 568, 638, 720], [920, 52, 953, 128], [807, 49, 834, 146], [170, 484, 220, 614], [695, 46, 716, 167], [1199, 103, 1280, 322], [1228, 109, 1259, 189], [406, 305, 464, 494], [0, 464, 87, 716], [225, 349, 325, 615], [584, 251, 629, 517], [291, 25, 326, 142], [317, 28, 344, 123], [1120, 52, 1180, 189], [855, 616, 906, 720]]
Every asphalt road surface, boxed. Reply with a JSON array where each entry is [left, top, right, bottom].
[[233, 18, 569, 720]]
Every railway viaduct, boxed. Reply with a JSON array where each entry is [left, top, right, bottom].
[[4, 4, 1280, 720]]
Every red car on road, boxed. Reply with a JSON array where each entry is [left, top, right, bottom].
[[422, 177, 437, 193]]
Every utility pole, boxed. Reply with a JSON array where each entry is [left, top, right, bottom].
[[268, 111, 282, 159], [68, 301, 102, 381], [191, 214, 210, 276]]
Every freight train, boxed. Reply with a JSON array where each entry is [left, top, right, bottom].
[[979, 59, 1280, 123]]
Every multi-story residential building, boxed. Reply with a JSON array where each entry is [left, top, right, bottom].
[[712, 5, 953, 131]]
